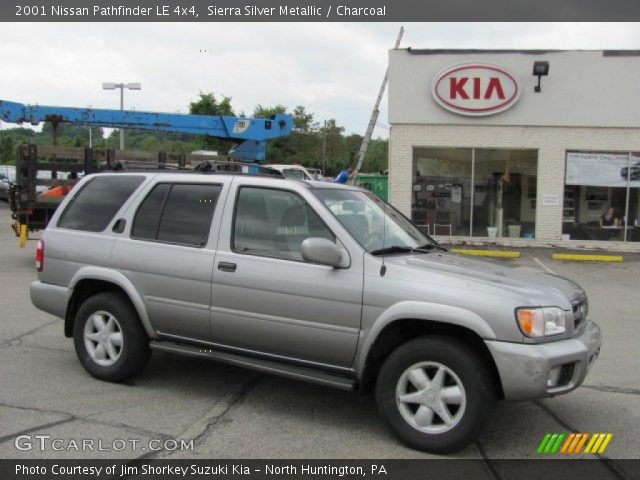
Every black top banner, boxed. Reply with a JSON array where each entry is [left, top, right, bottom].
[[4, 0, 640, 21]]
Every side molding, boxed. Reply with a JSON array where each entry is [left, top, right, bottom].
[[354, 300, 497, 377], [68, 266, 156, 338]]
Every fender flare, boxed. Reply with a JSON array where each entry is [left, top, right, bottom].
[[68, 266, 156, 338], [354, 300, 496, 377]]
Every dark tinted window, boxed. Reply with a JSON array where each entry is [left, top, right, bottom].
[[132, 183, 221, 247], [58, 176, 143, 232], [131, 184, 170, 239], [233, 187, 334, 261]]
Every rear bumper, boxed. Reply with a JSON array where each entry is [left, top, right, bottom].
[[485, 319, 601, 401], [30, 281, 68, 319]]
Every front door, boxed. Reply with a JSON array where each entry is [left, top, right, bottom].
[[210, 185, 362, 368]]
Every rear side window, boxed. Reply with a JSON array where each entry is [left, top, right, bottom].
[[132, 183, 222, 247], [57, 176, 143, 232]]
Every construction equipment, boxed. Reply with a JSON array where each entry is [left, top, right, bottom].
[[351, 27, 403, 183], [0, 99, 293, 162], [0, 98, 293, 243]]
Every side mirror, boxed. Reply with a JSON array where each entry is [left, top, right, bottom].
[[301, 237, 342, 267]]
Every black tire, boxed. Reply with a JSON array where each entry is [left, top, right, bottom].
[[73, 292, 151, 382], [375, 336, 497, 453]]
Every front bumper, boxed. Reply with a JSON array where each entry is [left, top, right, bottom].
[[485, 319, 601, 401]]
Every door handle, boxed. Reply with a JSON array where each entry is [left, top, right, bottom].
[[218, 262, 237, 272]]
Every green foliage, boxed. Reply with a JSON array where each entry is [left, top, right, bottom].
[[189, 92, 235, 153], [253, 104, 287, 118], [0, 136, 14, 164], [0, 93, 388, 175]]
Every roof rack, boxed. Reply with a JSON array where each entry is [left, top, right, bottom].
[[101, 159, 285, 179]]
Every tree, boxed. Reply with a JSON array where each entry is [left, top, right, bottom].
[[0, 137, 13, 164], [253, 104, 287, 118], [189, 92, 235, 153], [189, 92, 234, 116], [292, 105, 315, 133]]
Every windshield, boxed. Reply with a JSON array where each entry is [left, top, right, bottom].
[[312, 188, 437, 253], [282, 168, 310, 180]]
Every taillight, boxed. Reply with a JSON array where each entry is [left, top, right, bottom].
[[35, 240, 44, 272]]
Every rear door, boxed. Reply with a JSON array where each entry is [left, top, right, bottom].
[[112, 178, 228, 340], [210, 179, 363, 369]]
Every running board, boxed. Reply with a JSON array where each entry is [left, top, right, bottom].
[[149, 340, 357, 391]]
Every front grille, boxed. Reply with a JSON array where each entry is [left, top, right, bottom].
[[572, 297, 588, 330]]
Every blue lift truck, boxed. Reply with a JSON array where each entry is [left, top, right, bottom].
[[0, 100, 293, 245]]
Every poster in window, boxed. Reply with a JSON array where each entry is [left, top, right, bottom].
[[565, 152, 640, 187]]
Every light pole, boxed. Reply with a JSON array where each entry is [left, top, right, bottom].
[[102, 82, 141, 150]]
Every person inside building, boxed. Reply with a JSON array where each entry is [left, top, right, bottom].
[[599, 206, 620, 228], [333, 168, 354, 184]]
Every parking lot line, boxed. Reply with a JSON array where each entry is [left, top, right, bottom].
[[533, 257, 557, 275]]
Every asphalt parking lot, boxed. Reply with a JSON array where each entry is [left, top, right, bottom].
[[0, 201, 639, 462]]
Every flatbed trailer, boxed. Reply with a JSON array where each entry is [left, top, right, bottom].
[[9, 144, 279, 246]]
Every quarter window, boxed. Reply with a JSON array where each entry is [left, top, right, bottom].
[[233, 187, 334, 261], [132, 183, 222, 247], [58, 175, 144, 232]]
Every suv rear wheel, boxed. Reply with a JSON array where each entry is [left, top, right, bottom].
[[73, 292, 151, 382], [375, 336, 496, 453]]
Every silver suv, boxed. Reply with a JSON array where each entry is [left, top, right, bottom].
[[30, 172, 601, 453]]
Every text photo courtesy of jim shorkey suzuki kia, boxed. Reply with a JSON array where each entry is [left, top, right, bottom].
[[0, 3, 639, 480]]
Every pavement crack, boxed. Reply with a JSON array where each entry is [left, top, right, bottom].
[[188, 375, 261, 448], [1, 319, 61, 348], [474, 441, 503, 480], [0, 401, 168, 444], [0, 417, 77, 445], [583, 384, 640, 396]]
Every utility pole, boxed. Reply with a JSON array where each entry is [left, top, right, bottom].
[[351, 26, 403, 184], [322, 119, 327, 176], [102, 82, 141, 150]]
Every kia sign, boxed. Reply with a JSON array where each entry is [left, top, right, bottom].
[[431, 63, 521, 116]]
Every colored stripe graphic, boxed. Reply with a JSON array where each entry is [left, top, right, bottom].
[[537, 433, 552, 454], [539, 433, 613, 455], [537, 433, 565, 453], [574, 433, 589, 453]]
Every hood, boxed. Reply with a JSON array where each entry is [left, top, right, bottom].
[[382, 252, 584, 308]]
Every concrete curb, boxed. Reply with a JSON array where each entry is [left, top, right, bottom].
[[451, 249, 521, 258], [551, 253, 623, 262]]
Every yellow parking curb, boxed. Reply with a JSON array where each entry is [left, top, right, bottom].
[[452, 249, 521, 258], [551, 253, 623, 262]]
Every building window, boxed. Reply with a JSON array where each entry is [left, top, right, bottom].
[[563, 151, 640, 242], [412, 147, 537, 238]]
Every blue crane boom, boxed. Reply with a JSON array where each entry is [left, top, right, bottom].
[[0, 99, 293, 162]]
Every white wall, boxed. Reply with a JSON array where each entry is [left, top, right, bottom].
[[389, 49, 640, 128]]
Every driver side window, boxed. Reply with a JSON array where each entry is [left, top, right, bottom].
[[233, 187, 335, 262]]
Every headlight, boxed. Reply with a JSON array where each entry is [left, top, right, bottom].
[[516, 307, 566, 337]]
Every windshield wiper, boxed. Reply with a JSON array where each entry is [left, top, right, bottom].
[[370, 245, 434, 256], [416, 243, 448, 252]]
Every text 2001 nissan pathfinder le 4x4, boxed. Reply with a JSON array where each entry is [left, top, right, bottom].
[[30, 171, 601, 453]]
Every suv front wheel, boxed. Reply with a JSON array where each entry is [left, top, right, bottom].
[[73, 292, 151, 382], [376, 336, 496, 453]]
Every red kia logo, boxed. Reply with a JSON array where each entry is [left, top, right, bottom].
[[431, 63, 521, 116]]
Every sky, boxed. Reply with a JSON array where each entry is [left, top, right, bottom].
[[1, 22, 640, 138]]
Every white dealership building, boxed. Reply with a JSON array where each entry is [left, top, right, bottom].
[[387, 49, 640, 249]]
